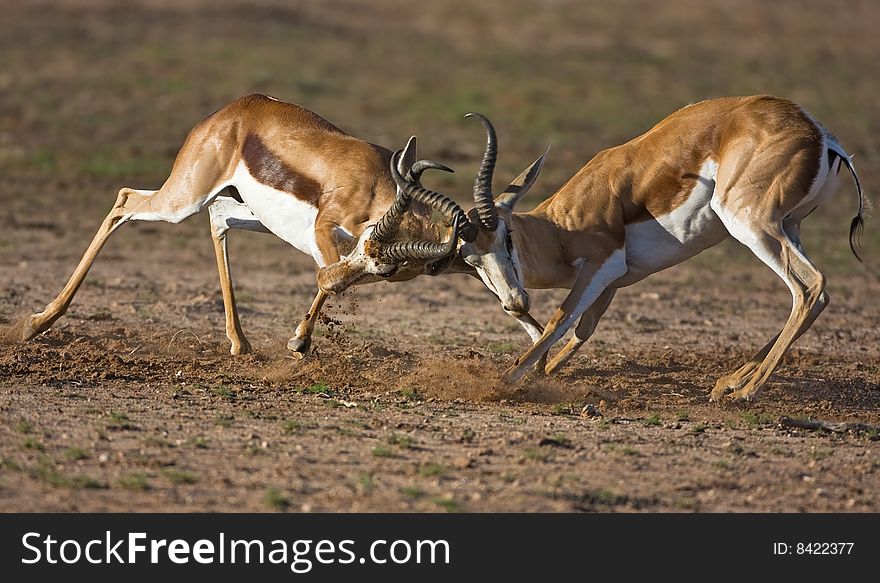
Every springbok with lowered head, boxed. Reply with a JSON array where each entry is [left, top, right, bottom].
[[331, 96, 866, 402], [21, 94, 466, 355]]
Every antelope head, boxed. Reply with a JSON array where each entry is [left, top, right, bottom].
[[455, 113, 548, 317], [316, 148, 471, 294]]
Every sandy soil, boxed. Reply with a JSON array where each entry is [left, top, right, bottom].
[[1, 0, 879, 512]]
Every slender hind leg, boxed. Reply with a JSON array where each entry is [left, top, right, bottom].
[[710, 224, 829, 395], [709, 216, 826, 402], [545, 287, 616, 375], [23, 180, 222, 341], [22, 187, 154, 340]]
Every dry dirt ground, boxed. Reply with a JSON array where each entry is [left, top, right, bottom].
[[1, 0, 879, 512]]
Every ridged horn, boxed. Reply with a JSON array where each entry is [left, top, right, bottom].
[[465, 112, 499, 231], [371, 155, 455, 244], [389, 150, 477, 242], [370, 179, 411, 243], [380, 214, 460, 263]]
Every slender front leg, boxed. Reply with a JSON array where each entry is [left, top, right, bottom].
[[287, 289, 329, 358], [502, 250, 626, 383], [287, 220, 343, 358], [511, 312, 547, 372], [544, 287, 616, 375], [208, 211, 251, 356]]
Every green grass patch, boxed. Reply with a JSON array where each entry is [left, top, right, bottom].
[[488, 341, 518, 354], [118, 472, 151, 491], [387, 433, 415, 449], [371, 445, 395, 458], [522, 447, 550, 462], [106, 412, 138, 431], [162, 468, 198, 484], [33, 461, 105, 489], [431, 497, 463, 512], [357, 473, 374, 492], [400, 486, 425, 500], [297, 382, 331, 395], [398, 387, 420, 401], [584, 488, 622, 505], [15, 419, 33, 434], [264, 487, 291, 511], [211, 385, 237, 399], [551, 403, 573, 416], [22, 437, 44, 451], [740, 411, 774, 427], [282, 420, 302, 435], [643, 413, 663, 427], [418, 463, 448, 478], [1, 458, 22, 471], [64, 447, 89, 461], [82, 152, 169, 179]]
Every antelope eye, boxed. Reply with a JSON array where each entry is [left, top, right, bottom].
[[505, 233, 514, 253]]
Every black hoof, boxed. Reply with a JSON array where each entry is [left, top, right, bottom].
[[287, 336, 310, 359]]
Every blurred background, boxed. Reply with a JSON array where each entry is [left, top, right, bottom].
[[1, 0, 877, 274]]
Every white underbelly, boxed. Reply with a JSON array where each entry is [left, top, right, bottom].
[[231, 162, 324, 265], [619, 159, 727, 285]]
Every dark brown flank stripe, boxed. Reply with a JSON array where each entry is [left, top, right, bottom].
[[242, 133, 322, 205]]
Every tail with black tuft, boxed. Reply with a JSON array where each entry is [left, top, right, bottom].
[[828, 145, 867, 262]]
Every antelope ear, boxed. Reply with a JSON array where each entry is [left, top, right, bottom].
[[495, 146, 550, 211], [397, 136, 418, 177]]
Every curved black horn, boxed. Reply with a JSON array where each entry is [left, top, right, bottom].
[[408, 160, 453, 183], [370, 151, 413, 243], [390, 151, 477, 242], [465, 112, 499, 231], [380, 214, 460, 263]]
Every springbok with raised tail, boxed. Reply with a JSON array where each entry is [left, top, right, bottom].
[[21, 94, 465, 356], [327, 96, 867, 402]]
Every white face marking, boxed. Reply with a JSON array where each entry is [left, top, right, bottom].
[[231, 162, 325, 265], [621, 158, 727, 285], [460, 220, 530, 315]]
